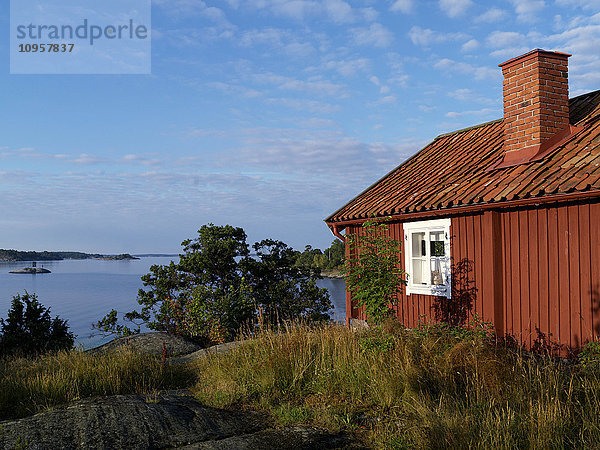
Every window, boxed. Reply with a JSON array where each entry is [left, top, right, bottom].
[[404, 218, 451, 297]]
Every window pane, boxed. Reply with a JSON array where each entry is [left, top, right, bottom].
[[412, 232, 425, 257], [430, 231, 445, 257], [412, 258, 425, 284], [430, 258, 444, 285]]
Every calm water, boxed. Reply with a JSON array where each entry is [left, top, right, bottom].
[[0, 258, 346, 349]]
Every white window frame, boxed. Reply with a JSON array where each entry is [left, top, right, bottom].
[[403, 218, 451, 298]]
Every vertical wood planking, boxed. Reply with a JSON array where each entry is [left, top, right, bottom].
[[510, 212, 521, 339], [466, 215, 476, 314], [547, 208, 560, 340], [528, 209, 539, 344], [568, 205, 581, 348], [473, 214, 483, 317], [518, 210, 531, 346], [558, 207, 570, 345], [503, 213, 513, 336], [391, 222, 399, 319], [590, 203, 600, 340], [579, 204, 592, 344], [537, 208, 550, 337]]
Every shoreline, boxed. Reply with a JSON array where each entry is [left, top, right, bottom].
[[320, 269, 344, 279]]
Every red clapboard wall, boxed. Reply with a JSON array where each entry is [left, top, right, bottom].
[[344, 199, 600, 350]]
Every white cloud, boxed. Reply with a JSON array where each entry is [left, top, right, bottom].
[[69, 153, 107, 165], [267, 97, 341, 114], [323, 58, 370, 77], [445, 108, 499, 118], [461, 39, 479, 52], [252, 72, 347, 97], [508, 0, 545, 22], [369, 75, 392, 94], [555, 0, 600, 9], [486, 31, 527, 48], [475, 8, 508, 23], [408, 26, 469, 47], [154, 0, 235, 30], [323, 0, 355, 24], [447, 88, 495, 104], [266, 1, 320, 21], [369, 95, 397, 106], [351, 23, 394, 47], [485, 30, 531, 59], [230, 127, 420, 180], [434, 58, 500, 81], [542, 17, 600, 91], [439, 0, 473, 18], [390, 0, 414, 14], [360, 7, 379, 21], [242, 0, 360, 24]]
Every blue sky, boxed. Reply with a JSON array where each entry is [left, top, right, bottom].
[[1, 0, 599, 253]]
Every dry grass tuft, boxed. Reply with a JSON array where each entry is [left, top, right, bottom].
[[0, 345, 196, 420]]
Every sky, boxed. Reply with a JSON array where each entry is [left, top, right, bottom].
[[1, 0, 599, 254]]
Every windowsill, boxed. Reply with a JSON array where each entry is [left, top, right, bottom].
[[406, 284, 450, 297]]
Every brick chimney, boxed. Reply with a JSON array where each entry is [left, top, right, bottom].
[[496, 49, 572, 167]]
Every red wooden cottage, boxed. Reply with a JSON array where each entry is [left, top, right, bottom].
[[325, 49, 600, 350]]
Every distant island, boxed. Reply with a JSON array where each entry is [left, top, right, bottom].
[[133, 254, 179, 258], [98, 254, 140, 261], [0, 250, 139, 262]]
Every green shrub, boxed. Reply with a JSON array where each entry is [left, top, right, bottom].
[[343, 218, 407, 325], [579, 341, 600, 368], [0, 292, 74, 356]]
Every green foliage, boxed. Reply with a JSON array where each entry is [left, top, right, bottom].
[[0, 292, 74, 356], [414, 314, 496, 343], [243, 239, 332, 323], [358, 329, 395, 354], [293, 239, 345, 271], [93, 309, 139, 337], [579, 341, 600, 368], [97, 224, 332, 344], [343, 218, 407, 324], [274, 404, 314, 425]]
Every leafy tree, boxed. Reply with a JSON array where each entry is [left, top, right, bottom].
[[323, 239, 345, 269], [0, 292, 74, 356], [243, 239, 331, 323], [343, 218, 407, 325], [293, 240, 345, 271], [96, 224, 332, 344]]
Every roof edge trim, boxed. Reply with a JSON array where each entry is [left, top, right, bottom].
[[326, 189, 600, 227]]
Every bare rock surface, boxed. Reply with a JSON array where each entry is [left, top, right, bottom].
[[181, 426, 361, 449], [167, 341, 243, 364], [88, 332, 202, 357], [0, 391, 357, 449]]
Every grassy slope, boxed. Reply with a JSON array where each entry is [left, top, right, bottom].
[[3, 323, 600, 448], [191, 322, 600, 449]]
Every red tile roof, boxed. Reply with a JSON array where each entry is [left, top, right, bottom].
[[326, 90, 600, 225]]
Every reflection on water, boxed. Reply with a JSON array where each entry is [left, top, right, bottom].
[[0, 258, 347, 349]]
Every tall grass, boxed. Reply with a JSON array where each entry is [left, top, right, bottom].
[[192, 321, 600, 448], [0, 345, 197, 420]]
